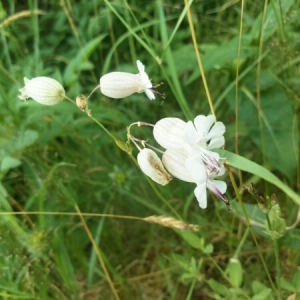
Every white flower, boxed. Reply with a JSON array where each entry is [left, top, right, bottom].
[[154, 116, 225, 172], [185, 157, 228, 209], [162, 147, 228, 208], [153, 115, 228, 208], [18, 77, 65, 105], [137, 148, 172, 186], [99, 60, 155, 100]]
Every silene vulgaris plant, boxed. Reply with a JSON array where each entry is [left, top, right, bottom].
[[18, 59, 230, 211], [128, 115, 230, 210], [17, 54, 300, 299]]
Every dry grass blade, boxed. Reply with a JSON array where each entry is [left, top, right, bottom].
[[144, 215, 200, 231], [0, 10, 45, 29]]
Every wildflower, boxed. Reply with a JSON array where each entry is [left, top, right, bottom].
[[153, 115, 228, 208], [190, 159, 228, 209], [99, 60, 155, 100], [161, 147, 228, 208], [18, 77, 65, 105], [154, 116, 225, 172], [137, 148, 172, 186]]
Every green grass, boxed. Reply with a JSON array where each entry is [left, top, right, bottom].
[[0, 0, 300, 299]]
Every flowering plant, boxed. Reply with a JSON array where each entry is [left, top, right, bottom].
[[19, 77, 65, 105], [99, 60, 156, 100], [129, 115, 229, 209]]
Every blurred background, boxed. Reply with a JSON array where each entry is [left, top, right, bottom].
[[0, 0, 299, 299]]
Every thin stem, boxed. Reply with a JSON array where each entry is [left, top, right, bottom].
[[257, 0, 268, 194], [74, 205, 120, 300], [274, 240, 281, 295], [226, 165, 280, 296], [265, 212, 282, 295], [129, 153, 181, 220], [87, 84, 100, 100], [233, 226, 250, 259], [235, 0, 244, 188], [184, 0, 215, 118], [88, 114, 117, 141], [64, 95, 76, 105]]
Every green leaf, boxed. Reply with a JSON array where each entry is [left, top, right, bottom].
[[1, 156, 21, 171], [0, 290, 35, 299], [292, 271, 300, 292], [231, 202, 271, 238], [177, 231, 204, 250], [207, 278, 230, 296], [249, 0, 294, 41], [215, 149, 300, 206], [280, 229, 300, 250], [63, 34, 106, 85], [53, 230, 76, 291], [11, 129, 39, 151], [187, 35, 256, 84], [226, 82, 298, 182], [251, 289, 273, 300], [264, 204, 286, 239], [203, 243, 214, 254], [226, 258, 243, 288], [279, 276, 296, 292], [115, 139, 132, 153], [251, 281, 273, 300]]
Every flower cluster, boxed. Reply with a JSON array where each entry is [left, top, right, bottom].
[[18, 59, 229, 210], [136, 115, 229, 209], [18, 60, 156, 106]]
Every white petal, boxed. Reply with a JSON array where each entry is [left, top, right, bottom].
[[206, 179, 227, 203], [137, 148, 172, 186], [162, 148, 194, 182], [136, 60, 153, 93], [18, 87, 27, 101], [193, 115, 206, 133], [194, 115, 215, 136], [211, 180, 227, 194], [138, 70, 151, 87], [100, 72, 140, 99], [194, 183, 207, 209], [145, 88, 155, 100], [184, 121, 201, 145], [218, 164, 226, 176], [206, 121, 225, 141], [208, 136, 225, 149], [201, 148, 220, 165], [185, 156, 207, 184], [136, 60, 145, 73], [153, 118, 187, 149]]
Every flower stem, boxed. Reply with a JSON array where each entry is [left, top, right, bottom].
[[87, 84, 100, 100], [88, 114, 117, 141], [226, 164, 280, 297]]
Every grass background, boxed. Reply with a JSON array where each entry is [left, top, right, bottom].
[[0, 0, 299, 299]]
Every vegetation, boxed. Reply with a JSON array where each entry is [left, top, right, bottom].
[[0, 0, 299, 299]]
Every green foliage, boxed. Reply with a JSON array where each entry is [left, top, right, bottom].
[[0, 0, 299, 299]]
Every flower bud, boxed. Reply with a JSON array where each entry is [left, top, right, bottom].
[[137, 148, 172, 186], [99, 60, 155, 100], [18, 77, 65, 105], [76, 95, 87, 111]]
